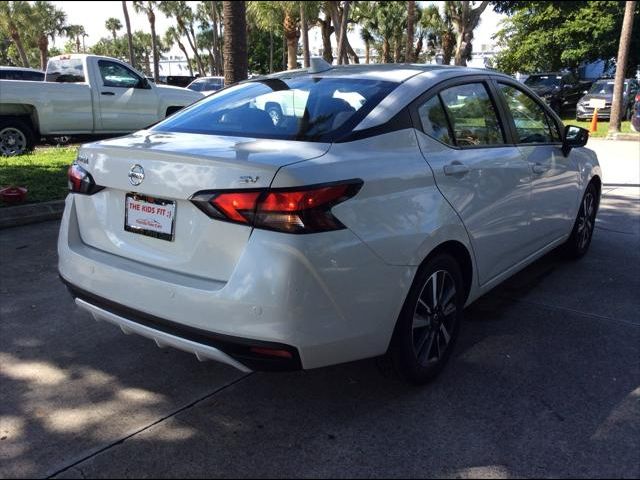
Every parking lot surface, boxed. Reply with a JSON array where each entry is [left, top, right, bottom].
[[1, 186, 638, 478]]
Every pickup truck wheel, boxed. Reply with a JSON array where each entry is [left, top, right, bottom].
[[0, 119, 35, 156]]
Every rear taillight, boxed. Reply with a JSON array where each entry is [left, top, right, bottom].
[[68, 164, 103, 195], [636, 92, 640, 102], [191, 180, 363, 234]]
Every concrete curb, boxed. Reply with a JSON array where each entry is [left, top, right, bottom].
[[0, 199, 65, 229]]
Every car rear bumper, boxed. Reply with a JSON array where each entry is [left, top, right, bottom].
[[58, 195, 413, 371]]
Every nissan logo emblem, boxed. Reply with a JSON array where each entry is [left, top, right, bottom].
[[128, 164, 145, 186]]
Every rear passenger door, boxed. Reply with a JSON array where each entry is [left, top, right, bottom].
[[495, 81, 580, 249], [412, 78, 534, 286]]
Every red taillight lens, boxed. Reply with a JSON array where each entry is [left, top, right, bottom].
[[636, 92, 640, 102], [68, 164, 103, 195], [191, 180, 362, 234]]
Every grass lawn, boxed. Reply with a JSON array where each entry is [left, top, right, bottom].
[[0, 146, 78, 206], [562, 117, 636, 138]]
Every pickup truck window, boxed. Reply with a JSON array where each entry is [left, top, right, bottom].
[[45, 58, 85, 83], [98, 60, 141, 88]]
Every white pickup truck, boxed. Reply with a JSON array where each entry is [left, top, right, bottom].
[[0, 54, 204, 155]]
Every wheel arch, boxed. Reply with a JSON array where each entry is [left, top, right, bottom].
[[0, 104, 40, 136], [419, 240, 474, 305]]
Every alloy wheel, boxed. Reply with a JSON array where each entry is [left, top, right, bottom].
[[577, 190, 595, 250], [411, 269, 457, 367]]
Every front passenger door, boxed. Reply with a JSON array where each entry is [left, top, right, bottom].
[[496, 82, 580, 249]]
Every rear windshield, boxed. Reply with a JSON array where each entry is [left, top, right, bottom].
[[153, 77, 397, 142], [45, 58, 85, 83], [0, 70, 44, 81], [188, 79, 224, 91]]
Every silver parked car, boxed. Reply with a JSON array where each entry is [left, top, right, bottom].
[[59, 60, 600, 384]]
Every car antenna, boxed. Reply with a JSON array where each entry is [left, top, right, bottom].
[[309, 57, 333, 74]]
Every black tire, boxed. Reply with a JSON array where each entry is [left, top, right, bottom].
[[388, 253, 465, 385], [0, 118, 36, 156], [266, 104, 283, 126], [562, 182, 599, 259]]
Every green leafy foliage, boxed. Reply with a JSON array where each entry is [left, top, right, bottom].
[[493, 1, 640, 75]]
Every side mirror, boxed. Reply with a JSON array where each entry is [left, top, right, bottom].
[[138, 78, 151, 89], [562, 125, 589, 156]]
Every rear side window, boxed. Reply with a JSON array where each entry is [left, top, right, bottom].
[[45, 58, 85, 83], [499, 83, 561, 143], [154, 77, 396, 142], [98, 60, 141, 88], [418, 96, 455, 146], [439, 83, 505, 146], [0, 70, 44, 81]]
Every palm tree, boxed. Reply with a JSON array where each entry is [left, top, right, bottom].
[[608, 0, 636, 134], [159, 1, 205, 76], [196, 2, 222, 75], [421, 4, 456, 65], [249, 1, 300, 71], [132, 1, 160, 82], [0, 1, 32, 67], [31, 1, 67, 70], [164, 26, 193, 76], [65, 24, 85, 53], [121, 1, 135, 67], [445, 1, 490, 66], [222, 1, 247, 84], [105, 17, 122, 42]]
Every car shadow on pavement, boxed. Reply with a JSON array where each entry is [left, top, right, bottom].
[[1, 189, 639, 479]]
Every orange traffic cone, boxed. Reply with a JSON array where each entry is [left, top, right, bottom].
[[590, 108, 598, 133]]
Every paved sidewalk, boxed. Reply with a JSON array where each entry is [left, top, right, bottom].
[[587, 138, 640, 186], [1, 188, 638, 478]]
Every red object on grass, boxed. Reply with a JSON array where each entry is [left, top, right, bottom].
[[0, 186, 28, 204]]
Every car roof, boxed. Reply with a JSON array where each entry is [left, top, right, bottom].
[[261, 63, 499, 84]]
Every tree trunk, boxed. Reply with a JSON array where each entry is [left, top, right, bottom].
[[122, 0, 135, 68], [394, 34, 402, 63], [207, 47, 215, 75], [609, 0, 636, 134], [414, 34, 423, 61], [178, 41, 194, 76], [319, 16, 334, 64], [222, 0, 247, 85], [189, 23, 206, 75], [283, 11, 299, 70], [442, 31, 454, 65], [211, 1, 221, 75], [149, 10, 160, 82], [269, 31, 273, 73], [365, 38, 370, 64], [406, 0, 415, 63], [38, 35, 48, 71], [180, 17, 205, 76], [301, 3, 310, 68], [76, 37, 81, 53], [282, 35, 287, 70], [347, 42, 360, 64], [382, 38, 391, 63], [450, 0, 489, 66], [336, 1, 350, 65]]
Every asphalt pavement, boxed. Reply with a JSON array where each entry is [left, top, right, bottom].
[[1, 186, 638, 478]]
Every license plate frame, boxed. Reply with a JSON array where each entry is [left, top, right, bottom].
[[124, 193, 176, 242]]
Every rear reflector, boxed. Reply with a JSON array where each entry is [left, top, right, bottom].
[[191, 180, 362, 234], [250, 347, 293, 359]]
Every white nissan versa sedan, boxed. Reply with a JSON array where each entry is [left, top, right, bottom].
[[58, 60, 601, 384]]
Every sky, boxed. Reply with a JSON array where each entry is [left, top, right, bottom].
[[52, 1, 507, 57]]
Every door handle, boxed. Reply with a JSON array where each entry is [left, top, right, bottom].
[[101, 91, 115, 96], [443, 163, 470, 176], [531, 163, 550, 174]]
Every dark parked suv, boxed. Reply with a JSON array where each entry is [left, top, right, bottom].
[[524, 72, 586, 114], [576, 78, 639, 121]]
